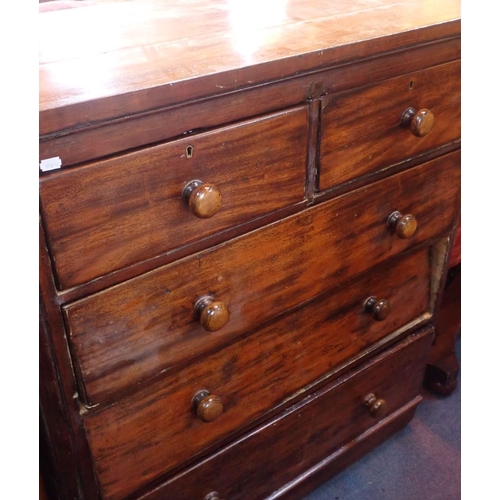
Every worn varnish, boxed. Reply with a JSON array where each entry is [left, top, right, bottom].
[[39, 2, 461, 499], [320, 61, 461, 190], [39, 36, 460, 169], [40, 107, 308, 289], [135, 327, 434, 500], [64, 151, 459, 407], [82, 248, 431, 499], [39, 0, 460, 135]]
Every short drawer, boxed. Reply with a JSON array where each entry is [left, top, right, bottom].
[[64, 150, 459, 407], [39, 106, 309, 290], [320, 60, 460, 191], [82, 248, 431, 500]]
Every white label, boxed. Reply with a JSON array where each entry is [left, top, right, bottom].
[[40, 156, 62, 172]]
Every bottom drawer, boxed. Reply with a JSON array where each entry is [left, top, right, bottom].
[[139, 326, 434, 500]]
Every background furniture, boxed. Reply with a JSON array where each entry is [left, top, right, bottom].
[[39, 1, 461, 499], [425, 221, 461, 395]]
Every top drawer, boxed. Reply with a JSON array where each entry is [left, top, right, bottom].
[[320, 60, 460, 191], [39, 106, 309, 290]]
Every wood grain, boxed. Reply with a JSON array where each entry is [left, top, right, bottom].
[[39, 36, 460, 169], [64, 150, 460, 407], [38, 4, 461, 499], [129, 327, 434, 500], [82, 247, 431, 498], [40, 106, 308, 289], [39, 0, 460, 135], [320, 60, 461, 190]]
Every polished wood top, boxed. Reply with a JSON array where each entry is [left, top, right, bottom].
[[39, 0, 460, 135]]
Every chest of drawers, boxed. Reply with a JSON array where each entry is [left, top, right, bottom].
[[39, 1, 461, 499]]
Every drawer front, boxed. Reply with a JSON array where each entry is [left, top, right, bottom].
[[83, 247, 431, 499], [39, 106, 309, 290], [137, 328, 432, 500], [320, 60, 460, 191], [64, 150, 460, 406]]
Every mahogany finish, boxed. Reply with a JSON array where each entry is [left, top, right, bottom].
[[39, 37, 460, 170], [364, 393, 388, 418], [136, 328, 433, 500], [39, 0, 460, 136], [81, 248, 432, 498], [387, 211, 419, 240], [319, 61, 460, 191], [183, 181, 223, 219], [39, 2, 461, 499], [195, 296, 230, 332], [364, 297, 392, 322], [193, 391, 225, 423], [400, 107, 435, 137], [63, 153, 459, 407], [40, 107, 308, 289]]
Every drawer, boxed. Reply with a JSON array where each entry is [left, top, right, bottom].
[[82, 247, 431, 499], [320, 60, 460, 191], [95, 327, 433, 500], [151, 327, 433, 500], [64, 150, 460, 407], [39, 106, 309, 290]]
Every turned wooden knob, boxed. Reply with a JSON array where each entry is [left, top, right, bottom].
[[195, 296, 229, 332], [364, 296, 391, 321], [364, 393, 387, 418], [193, 390, 224, 423], [182, 180, 222, 218], [400, 107, 435, 137], [204, 493, 225, 500], [387, 211, 418, 239]]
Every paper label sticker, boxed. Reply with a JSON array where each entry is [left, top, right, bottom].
[[40, 156, 62, 172]]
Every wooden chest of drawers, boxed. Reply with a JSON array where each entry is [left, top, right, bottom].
[[39, 1, 461, 499]]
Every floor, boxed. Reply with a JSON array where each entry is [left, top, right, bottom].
[[303, 335, 461, 500]]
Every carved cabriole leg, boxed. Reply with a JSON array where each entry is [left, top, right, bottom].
[[424, 263, 461, 395]]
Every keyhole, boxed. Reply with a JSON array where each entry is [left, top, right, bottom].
[[409, 80, 414, 90], [186, 145, 194, 158]]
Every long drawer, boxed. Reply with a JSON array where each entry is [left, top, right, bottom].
[[320, 60, 461, 190], [96, 327, 433, 500], [64, 150, 460, 406], [39, 106, 309, 290], [82, 247, 431, 499]]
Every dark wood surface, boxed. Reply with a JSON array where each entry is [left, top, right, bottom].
[[320, 61, 461, 190], [82, 248, 432, 498], [40, 106, 308, 289], [39, 2, 461, 499], [64, 152, 459, 407], [425, 263, 461, 395], [39, 36, 460, 169], [134, 326, 433, 500]]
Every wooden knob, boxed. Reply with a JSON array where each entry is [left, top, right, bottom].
[[203, 491, 226, 500], [364, 393, 387, 418], [204, 493, 225, 500], [400, 107, 435, 137], [182, 180, 222, 218], [195, 296, 229, 332], [387, 211, 418, 239], [193, 390, 224, 423], [364, 296, 391, 321]]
